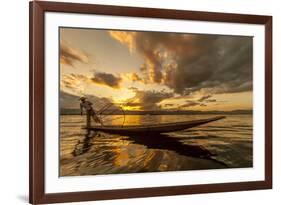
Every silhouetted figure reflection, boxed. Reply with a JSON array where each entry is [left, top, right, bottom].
[[72, 130, 99, 156]]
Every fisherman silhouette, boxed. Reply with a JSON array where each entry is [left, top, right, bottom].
[[79, 97, 102, 126]]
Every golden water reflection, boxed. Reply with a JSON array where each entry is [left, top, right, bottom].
[[60, 114, 253, 176]]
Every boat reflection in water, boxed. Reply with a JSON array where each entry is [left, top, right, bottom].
[[60, 114, 253, 176]]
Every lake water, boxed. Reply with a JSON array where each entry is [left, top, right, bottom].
[[60, 114, 253, 176]]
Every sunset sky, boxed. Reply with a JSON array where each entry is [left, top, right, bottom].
[[60, 27, 253, 111]]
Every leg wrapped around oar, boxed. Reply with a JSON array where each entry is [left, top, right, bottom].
[[89, 109, 103, 125]]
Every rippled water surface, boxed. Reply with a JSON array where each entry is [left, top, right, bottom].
[[60, 114, 253, 176]]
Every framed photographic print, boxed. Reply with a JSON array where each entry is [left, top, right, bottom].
[[29, 1, 272, 204]]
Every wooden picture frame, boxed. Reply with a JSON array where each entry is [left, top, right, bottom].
[[29, 1, 272, 204]]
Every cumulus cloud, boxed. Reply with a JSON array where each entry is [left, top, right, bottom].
[[109, 31, 253, 95], [109, 31, 136, 52], [123, 72, 145, 83], [91, 72, 122, 89], [125, 87, 174, 110], [60, 40, 89, 66], [179, 94, 218, 109], [61, 73, 92, 94], [62, 71, 123, 92]]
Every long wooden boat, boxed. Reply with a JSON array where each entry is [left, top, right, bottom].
[[86, 116, 225, 135]]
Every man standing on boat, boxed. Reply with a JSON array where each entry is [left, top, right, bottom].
[[79, 97, 102, 127]]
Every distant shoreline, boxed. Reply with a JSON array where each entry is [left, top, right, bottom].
[[60, 109, 253, 115]]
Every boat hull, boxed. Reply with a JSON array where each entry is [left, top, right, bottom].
[[87, 116, 225, 135]]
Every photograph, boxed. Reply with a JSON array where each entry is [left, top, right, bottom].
[[29, 1, 272, 203], [59, 27, 253, 176]]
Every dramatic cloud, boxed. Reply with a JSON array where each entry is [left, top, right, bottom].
[[179, 95, 218, 109], [124, 72, 145, 83], [62, 72, 123, 92], [124, 87, 174, 110], [61, 73, 91, 93], [60, 40, 89, 66], [109, 31, 253, 95], [180, 101, 202, 108], [109, 31, 136, 52], [164, 103, 175, 107], [205, 99, 217, 103], [91, 72, 122, 89], [198, 95, 212, 102]]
